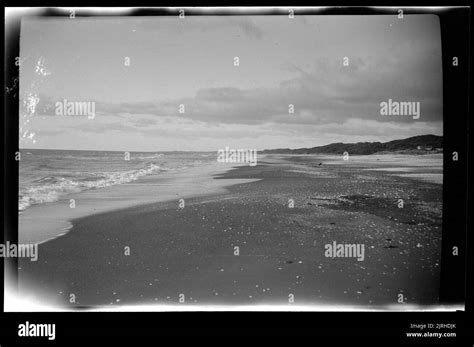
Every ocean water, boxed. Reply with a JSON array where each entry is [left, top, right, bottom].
[[19, 149, 215, 212]]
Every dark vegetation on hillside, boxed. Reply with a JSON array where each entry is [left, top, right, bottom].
[[260, 135, 443, 155]]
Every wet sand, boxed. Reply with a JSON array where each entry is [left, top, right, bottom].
[[18, 161, 259, 245], [17, 154, 443, 310]]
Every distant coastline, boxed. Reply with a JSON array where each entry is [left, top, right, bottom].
[[20, 135, 443, 156], [260, 134, 443, 155]]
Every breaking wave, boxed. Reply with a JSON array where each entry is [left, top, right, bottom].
[[19, 163, 161, 211]]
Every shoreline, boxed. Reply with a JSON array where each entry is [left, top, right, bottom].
[[17, 154, 443, 309], [19, 152, 442, 246], [19, 160, 262, 245]]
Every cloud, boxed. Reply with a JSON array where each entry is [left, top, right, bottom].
[[19, 15, 443, 151], [24, 48, 442, 134], [28, 52, 442, 133], [144, 52, 443, 126]]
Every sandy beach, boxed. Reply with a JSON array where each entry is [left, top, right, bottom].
[[18, 161, 260, 245], [16, 154, 443, 310]]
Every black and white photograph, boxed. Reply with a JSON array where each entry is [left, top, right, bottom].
[[2, 5, 472, 343]]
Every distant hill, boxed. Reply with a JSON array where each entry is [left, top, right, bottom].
[[260, 135, 443, 155]]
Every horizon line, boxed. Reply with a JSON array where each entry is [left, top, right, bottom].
[[19, 134, 442, 153]]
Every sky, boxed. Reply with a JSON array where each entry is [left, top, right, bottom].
[[19, 14, 443, 151]]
